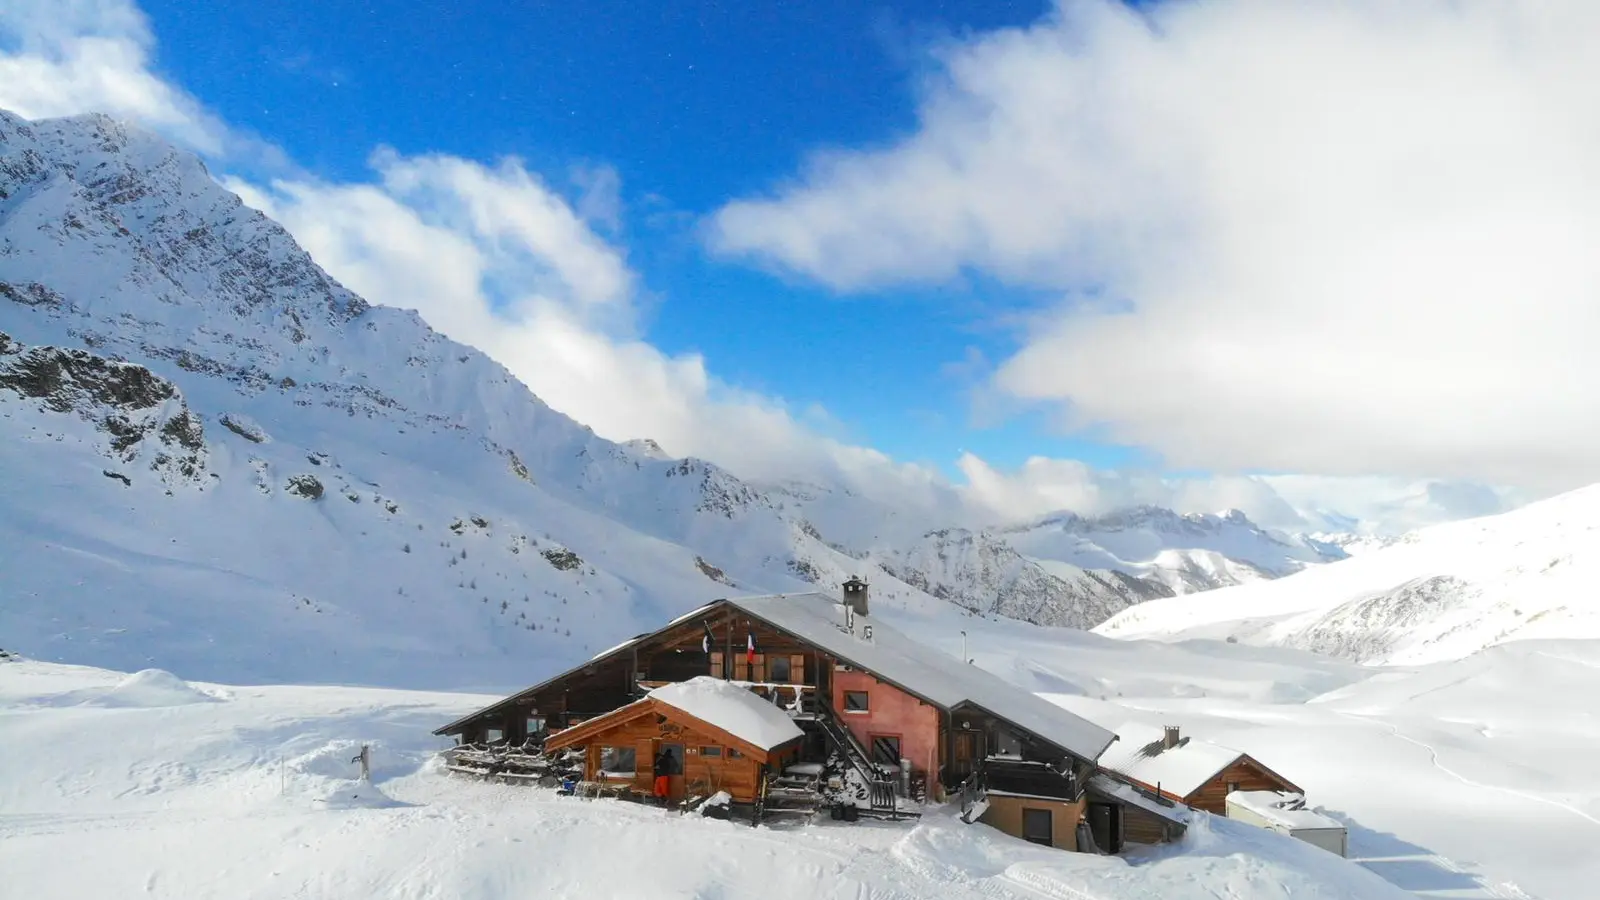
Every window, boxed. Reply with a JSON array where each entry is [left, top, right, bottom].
[[844, 690, 869, 712], [1022, 808, 1053, 846], [870, 735, 902, 766], [526, 716, 545, 735], [701, 746, 723, 757], [599, 746, 636, 776], [485, 727, 504, 743], [1226, 781, 1240, 794], [769, 656, 791, 683], [993, 729, 1021, 759], [728, 749, 744, 759]]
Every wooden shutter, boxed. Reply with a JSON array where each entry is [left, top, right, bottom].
[[790, 654, 806, 684], [751, 653, 765, 683], [733, 656, 749, 681], [709, 651, 724, 678]]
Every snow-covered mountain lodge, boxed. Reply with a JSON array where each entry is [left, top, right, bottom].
[[435, 578, 1195, 852]]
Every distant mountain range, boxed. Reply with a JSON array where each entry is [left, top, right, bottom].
[[1096, 484, 1600, 665], [0, 109, 1365, 686]]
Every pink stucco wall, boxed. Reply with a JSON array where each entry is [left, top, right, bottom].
[[833, 668, 941, 777]]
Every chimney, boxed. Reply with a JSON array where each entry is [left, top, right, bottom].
[[842, 575, 869, 618], [1162, 725, 1180, 749]]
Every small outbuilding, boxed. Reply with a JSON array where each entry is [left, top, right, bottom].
[[1225, 790, 1348, 857], [543, 676, 804, 805], [1098, 723, 1302, 815]]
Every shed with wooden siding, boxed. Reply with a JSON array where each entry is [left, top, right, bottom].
[[1098, 724, 1302, 816], [544, 676, 804, 805]]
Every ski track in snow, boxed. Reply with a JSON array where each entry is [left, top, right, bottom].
[[1337, 710, 1575, 899]]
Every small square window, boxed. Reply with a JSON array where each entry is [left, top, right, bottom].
[[527, 716, 545, 734], [701, 746, 723, 757], [599, 746, 636, 776], [728, 749, 744, 759], [1226, 781, 1240, 794], [844, 690, 869, 712], [770, 657, 792, 682], [485, 727, 504, 743]]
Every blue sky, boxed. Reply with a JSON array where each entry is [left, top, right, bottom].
[[130, 0, 1141, 476], [2, 0, 1573, 533]]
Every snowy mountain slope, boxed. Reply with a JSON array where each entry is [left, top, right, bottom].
[[1094, 484, 1600, 665], [0, 106, 1366, 677], [874, 527, 1173, 628], [0, 109, 986, 687]]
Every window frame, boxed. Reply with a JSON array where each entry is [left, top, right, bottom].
[[1022, 808, 1053, 846], [869, 733, 902, 766], [843, 690, 870, 713], [598, 745, 637, 778], [769, 656, 792, 683], [700, 746, 723, 758]]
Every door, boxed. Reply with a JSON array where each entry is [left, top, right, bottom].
[[952, 730, 984, 777], [1087, 802, 1123, 853], [658, 743, 686, 802]]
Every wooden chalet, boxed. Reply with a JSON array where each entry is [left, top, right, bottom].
[[1098, 723, 1304, 815], [435, 578, 1186, 852], [542, 677, 804, 804]]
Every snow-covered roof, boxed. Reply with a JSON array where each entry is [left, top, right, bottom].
[[1227, 790, 1344, 831], [648, 676, 804, 751], [1097, 723, 1246, 797], [727, 593, 1116, 762], [1087, 774, 1191, 826]]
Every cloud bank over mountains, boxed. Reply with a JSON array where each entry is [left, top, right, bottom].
[[0, 0, 1550, 535], [713, 0, 1600, 498]]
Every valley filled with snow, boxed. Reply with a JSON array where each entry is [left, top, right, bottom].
[[5, 609, 1594, 899]]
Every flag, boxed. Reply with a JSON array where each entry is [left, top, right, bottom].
[[746, 630, 756, 663], [701, 620, 714, 654]]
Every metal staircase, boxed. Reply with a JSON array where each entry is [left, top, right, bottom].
[[811, 696, 902, 818]]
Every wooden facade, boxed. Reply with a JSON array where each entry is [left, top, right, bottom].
[[543, 696, 802, 804], [1107, 752, 1302, 816], [1180, 756, 1302, 815]]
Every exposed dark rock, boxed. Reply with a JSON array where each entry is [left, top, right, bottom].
[[541, 548, 582, 571], [103, 469, 131, 486], [695, 556, 734, 586], [219, 413, 266, 443], [285, 474, 324, 500], [0, 281, 65, 307]]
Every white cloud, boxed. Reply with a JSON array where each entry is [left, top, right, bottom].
[[1, 0, 1531, 539], [0, 0, 229, 155], [227, 158, 965, 509], [955, 454, 1520, 536], [710, 0, 1600, 495]]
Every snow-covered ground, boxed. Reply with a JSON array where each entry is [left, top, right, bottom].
[[5, 613, 1595, 899]]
